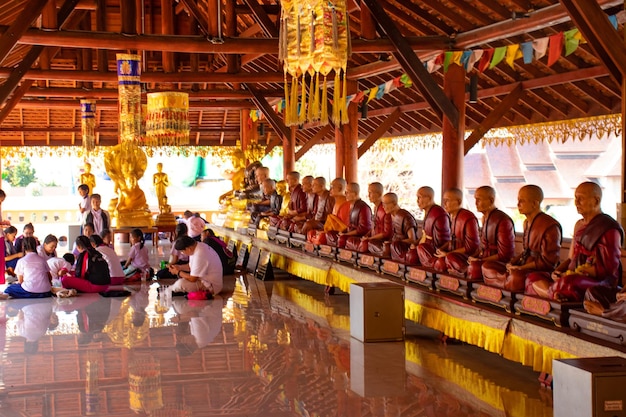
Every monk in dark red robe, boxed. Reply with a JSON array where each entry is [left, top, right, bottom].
[[278, 171, 308, 231], [483, 185, 561, 291], [466, 186, 515, 280], [374, 193, 417, 262], [526, 182, 623, 302], [413, 186, 451, 267], [328, 183, 372, 248], [346, 182, 391, 252], [302, 177, 334, 238], [433, 188, 480, 275]]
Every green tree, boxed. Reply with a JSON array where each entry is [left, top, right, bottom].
[[6, 158, 36, 187]]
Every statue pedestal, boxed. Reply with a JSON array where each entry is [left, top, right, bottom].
[[116, 209, 153, 228]]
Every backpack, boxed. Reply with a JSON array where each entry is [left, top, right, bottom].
[[86, 249, 111, 285]]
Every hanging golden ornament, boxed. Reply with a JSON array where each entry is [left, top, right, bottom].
[[145, 92, 190, 146], [80, 99, 97, 153]]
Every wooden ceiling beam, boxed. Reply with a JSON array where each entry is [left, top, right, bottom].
[[14, 100, 253, 110], [455, 0, 622, 49], [0, 0, 50, 65], [295, 125, 333, 161], [464, 83, 524, 154], [235, 4, 280, 15], [362, 0, 459, 128], [243, 0, 279, 38], [14, 28, 450, 54], [358, 108, 402, 158], [21, 87, 283, 99], [0, 68, 285, 83], [560, 0, 626, 84]]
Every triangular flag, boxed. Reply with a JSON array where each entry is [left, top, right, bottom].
[[367, 86, 378, 101], [452, 51, 463, 66], [443, 52, 453, 72], [505, 44, 522, 68], [489, 46, 507, 69], [564, 28, 580, 56], [250, 110, 258, 122], [478, 48, 494, 72], [376, 83, 386, 99], [547, 32, 564, 66], [520, 42, 534, 64], [609, 14, 618, 29], [460, 51, 472, 70], [392, 77, 402, 88], [532, 37, 549, 60], [466, 50, 483, 72], [399, 73, 412, 88], [434, 53, 444, 66], [427, 58, 441, 73], [383, 79, 395, 94]]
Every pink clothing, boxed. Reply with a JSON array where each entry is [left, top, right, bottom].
[[128, 243, 150, 270], [187, 217, 206, 238]]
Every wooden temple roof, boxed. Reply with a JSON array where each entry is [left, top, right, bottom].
[[0, 0, 623, 149]]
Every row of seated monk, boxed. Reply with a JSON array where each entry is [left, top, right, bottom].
[[244, 171, 626, 323]]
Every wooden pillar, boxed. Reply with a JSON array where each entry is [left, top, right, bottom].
[[343, 86, 359, 183], [283, 126, 296, 178], [441, 63, 466, 193], [335, 125, 345, 179], [618, 77, 626, 239], [161, 0, 175, 73]]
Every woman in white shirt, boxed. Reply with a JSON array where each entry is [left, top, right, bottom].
[[3, 237, 53, 299]]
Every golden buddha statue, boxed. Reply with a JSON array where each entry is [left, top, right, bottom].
[[219, 148, 246, 205], [104, 142, 153, 227], [80, 162, 96, 193], [153, 162, 169, 208], [155, 196, 176, 226]]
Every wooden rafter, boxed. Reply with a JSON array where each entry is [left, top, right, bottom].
[[295, 125, 333, 161], [0, 0, 49, 65], [362, 0, 459, 128], [559, 0, 626, 85], [464, 83, 525, 154], [358, 108, 402, 158], [245, 84, 290, 139], [243, 0, 279, 37], [0, 0, 80, 120]]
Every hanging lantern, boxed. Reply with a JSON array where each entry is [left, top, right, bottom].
[[116, 53, 142, 143], [279, 0, 351, 126], [145, 92, 190, 146], [80, 99, 96, 152]]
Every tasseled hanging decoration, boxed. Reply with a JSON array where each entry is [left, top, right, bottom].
[[332, 69, 341, 124], [298, 73, 307, 125], [307, 74, 315, 122], [340, 69, 348, 124], [284, 73, 291, 126], [279, 0, 350, 127], [320, 75, 328, 125], [312, 71, 320, 121]]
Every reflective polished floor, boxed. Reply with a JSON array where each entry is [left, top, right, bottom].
[[0, 240, 554, 416]]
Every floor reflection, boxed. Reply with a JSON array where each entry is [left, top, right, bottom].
[[0, 273, 553, 416]]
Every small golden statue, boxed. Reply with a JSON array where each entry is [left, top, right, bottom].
[[218, 148, 246, 205], [153, 162, 169, 208], [104, 141, 152, 228], [155, 196, 176, 226], [80, 162, 96, 193]]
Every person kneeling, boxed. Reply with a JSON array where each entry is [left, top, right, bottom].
[[167, 236, 224, 297], [3, 236, 53, 299]]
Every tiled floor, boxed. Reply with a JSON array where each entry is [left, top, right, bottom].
[[0, 239, 553, 416]]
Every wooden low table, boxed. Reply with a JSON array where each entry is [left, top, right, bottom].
[[112, 226, 159, 249], [156, 224, 177, 242]]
